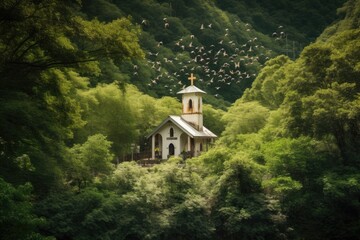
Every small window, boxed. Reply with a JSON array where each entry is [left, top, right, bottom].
[[200, 143, 203, 151], [170, 128, 174, 137], [188, 99, 193, 111]]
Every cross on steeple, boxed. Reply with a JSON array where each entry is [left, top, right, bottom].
[[188, 73, 196, 86]]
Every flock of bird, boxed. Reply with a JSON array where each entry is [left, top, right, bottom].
[[132, 18, 286, 98]]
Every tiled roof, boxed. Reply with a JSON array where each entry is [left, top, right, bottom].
[[147, 115, 217, 138]]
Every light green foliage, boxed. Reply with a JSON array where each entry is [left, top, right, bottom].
[[123, 84, 181, 127], [263, 176, 302, 196], [0, 0, 143, 193], [203, 104, 226, 136], [38, 159, 213, 240], [73, 16, 144, 60], [262, 137, 321, 180], [222, 101, 270, 136], [105, 161, 147, 194], [77, 83, 137, 156], [283, 29, 360, 164], [67, 134, 114, 189], [243, 55, 292, 108]]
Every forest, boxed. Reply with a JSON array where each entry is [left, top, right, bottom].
[[0, 0, 359, 239]]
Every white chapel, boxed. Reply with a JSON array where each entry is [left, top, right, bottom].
[[147, 73, 217, 159]]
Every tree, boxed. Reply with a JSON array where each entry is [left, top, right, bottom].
[[76, 83, 138, 158], [67, 134, 114, 190], [222, 101, 270, 136], [0, 177, 52, 240], [0, 0, 143, 192]]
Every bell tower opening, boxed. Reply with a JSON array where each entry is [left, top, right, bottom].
[[188, 99, 193, 112]]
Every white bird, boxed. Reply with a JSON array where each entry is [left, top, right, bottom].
[[200, 24, 204, 30]]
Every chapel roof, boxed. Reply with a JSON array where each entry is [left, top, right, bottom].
[[177, 85, 206, 94], [147, 115, 217, 139]]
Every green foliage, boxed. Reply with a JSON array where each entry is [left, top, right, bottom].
[[263, 176, 302, 196], [222, 101, 270, 136], [67, 134, 114, 189], [81, 0, 344, 103], [242, 55, 292, 108], [283, 29, 360, 164], [262, 137, 327, 181], [0, 178, 52, 240], [203, 104, 226, 136], [0, 0, 143, 193], [76, 83, 138, 156], [210, 153, 281, 239], [2, 0, 360, 239]]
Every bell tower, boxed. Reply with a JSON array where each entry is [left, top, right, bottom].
[[177, 73, 206, 130]]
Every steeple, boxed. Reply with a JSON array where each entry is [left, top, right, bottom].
[[177, 73, 205, 130]]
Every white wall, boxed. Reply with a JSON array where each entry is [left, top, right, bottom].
[[156, 122, 183, 158]]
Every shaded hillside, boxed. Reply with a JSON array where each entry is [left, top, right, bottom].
[[215, 0, 345, 42], [82, 0, 345, 103]]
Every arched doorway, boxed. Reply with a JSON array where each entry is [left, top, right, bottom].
[[168, 143, 175, 157]]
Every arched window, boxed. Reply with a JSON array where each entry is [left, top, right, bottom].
[[188, 99, 193, 111], [170, 127, 174, 137]]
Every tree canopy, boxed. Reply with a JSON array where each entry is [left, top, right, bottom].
[[0, 0, 359, 239]]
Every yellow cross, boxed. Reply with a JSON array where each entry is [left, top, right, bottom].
[[188, 73, 196, 85]]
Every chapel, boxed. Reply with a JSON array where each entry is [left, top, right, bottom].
[[147, 73, 217, 159]]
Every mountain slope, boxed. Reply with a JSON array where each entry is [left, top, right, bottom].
[[81, 0, 345, 103]]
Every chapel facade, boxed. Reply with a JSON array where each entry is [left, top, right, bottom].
[[147, 74, 217, 159]]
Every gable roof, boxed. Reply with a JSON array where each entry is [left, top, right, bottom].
[[147, 115, 217, 139], [177, 85, 206, 94]]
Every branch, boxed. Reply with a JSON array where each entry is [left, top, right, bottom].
[[8, 58, 98, 69]]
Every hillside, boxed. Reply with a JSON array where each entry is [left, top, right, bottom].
[[81, 0, 345, 103], [0, 0, 359, 239]]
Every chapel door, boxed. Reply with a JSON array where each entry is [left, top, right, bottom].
[[168, 143, 175, 157]]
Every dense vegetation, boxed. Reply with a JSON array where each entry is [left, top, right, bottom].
[[82, 0, 345, 103], [1, 0, 359, 240]]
